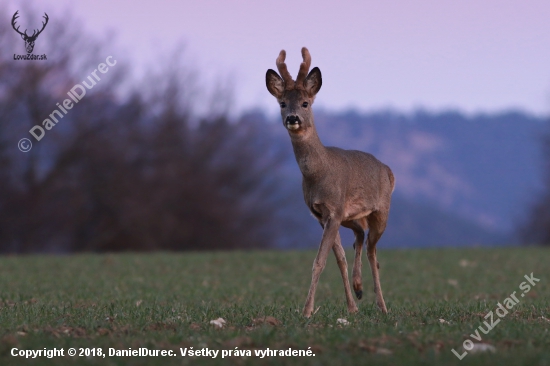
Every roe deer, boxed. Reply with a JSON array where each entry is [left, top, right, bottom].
[[265, 47, 394, 317]]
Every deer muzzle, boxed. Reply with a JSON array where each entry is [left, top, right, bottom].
[[285, 115, 301, 131]]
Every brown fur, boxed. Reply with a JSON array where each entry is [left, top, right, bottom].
[[266, 47, 394, 317]]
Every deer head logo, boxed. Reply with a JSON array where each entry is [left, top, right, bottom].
[[11, 11, 49, 54]]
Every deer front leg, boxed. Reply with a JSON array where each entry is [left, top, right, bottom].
[[303, 216, 339, 318], [333, 233, 358, 313]]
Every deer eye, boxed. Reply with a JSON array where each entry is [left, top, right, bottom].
[[280, 102, 286, 108], [302, 102, 309, 108]]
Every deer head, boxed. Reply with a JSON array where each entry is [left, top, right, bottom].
[[12, 11, 49, 54], [266, 47, 322, 138]]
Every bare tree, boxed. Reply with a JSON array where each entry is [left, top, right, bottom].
[[0, 7, 287, 253]]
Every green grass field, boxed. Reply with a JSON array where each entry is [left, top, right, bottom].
[[0, 247, 549, 365]]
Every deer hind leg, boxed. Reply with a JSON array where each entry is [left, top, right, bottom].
[[332, 233, 358, 313], [346, 218, 367, 300], [366, 211, 388, 313], [303, 217, 339, 317]]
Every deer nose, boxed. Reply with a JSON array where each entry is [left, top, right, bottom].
[[286, 115, 300, 125]]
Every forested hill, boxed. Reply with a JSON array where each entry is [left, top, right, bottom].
[[250, 109, 547, 248]]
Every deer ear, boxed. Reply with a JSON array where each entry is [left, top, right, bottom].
[[304, 67, 322, 97], [266, 69, 285, 98]]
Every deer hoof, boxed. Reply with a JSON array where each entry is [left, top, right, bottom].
[[355, 290, 363, 300]]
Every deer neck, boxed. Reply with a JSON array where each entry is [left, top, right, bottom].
[[290, 125, 327, 178]]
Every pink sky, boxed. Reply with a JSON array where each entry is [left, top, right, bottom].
[[7, 0, 550, 116]]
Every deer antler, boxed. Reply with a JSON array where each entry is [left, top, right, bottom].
[[295, 47, 311, 89], [30, 13, 49, 39], [11, 11, 26, 37], [11, 11, 49, 40], [276, 50, 295, 90]]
